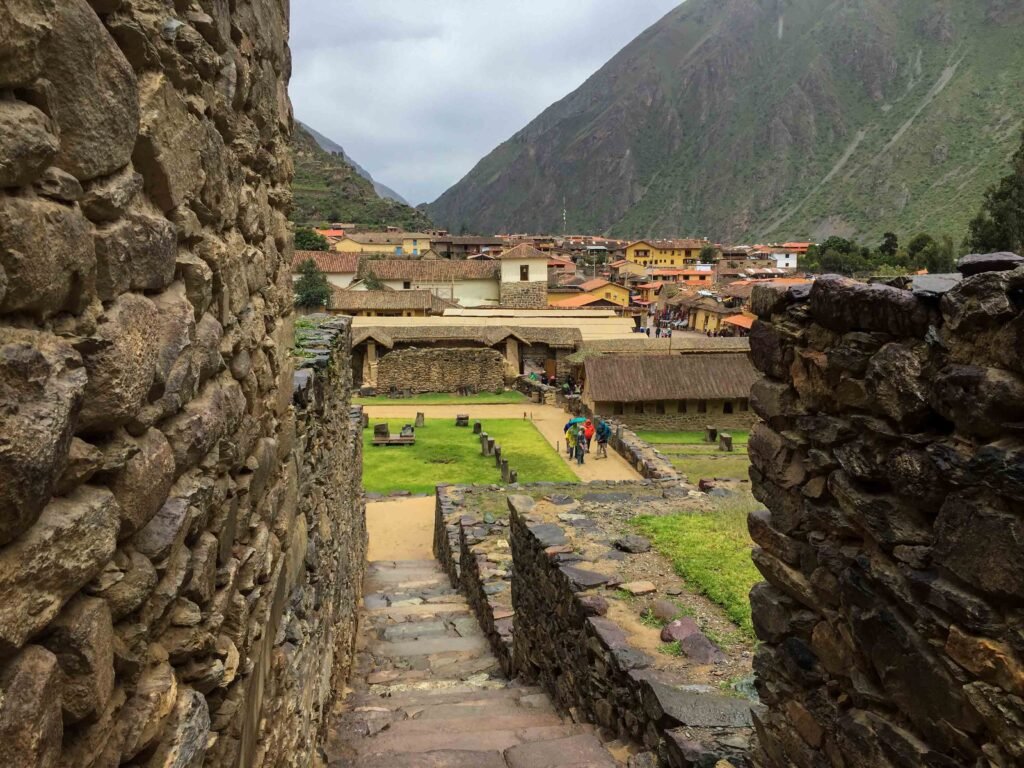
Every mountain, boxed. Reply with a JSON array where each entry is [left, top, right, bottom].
[[427, 0, 1024, 244], [290, 123, 431, 230], [298, 121, 411, 205]]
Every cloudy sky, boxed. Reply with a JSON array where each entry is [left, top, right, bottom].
[[290, 1, 681, 205]]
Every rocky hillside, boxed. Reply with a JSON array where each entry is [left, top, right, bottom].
[[427, 0, 1024, 243], [291, 123, 431, 230], [298, 121, 411, 204]]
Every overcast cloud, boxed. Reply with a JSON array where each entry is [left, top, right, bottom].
[[289, 1, 681, 205]]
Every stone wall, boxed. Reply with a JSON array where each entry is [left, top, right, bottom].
[[747, 267, 1024, 767], [605, 409, 756, 432], [500, 280, 548, 309], [0, 3, 364, 766], [376, 347, 505, 393]]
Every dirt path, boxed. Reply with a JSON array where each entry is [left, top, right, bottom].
[[361, 403, 643, 483], [366, 496, 435, 560]]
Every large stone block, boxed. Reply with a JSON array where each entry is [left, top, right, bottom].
[[809, 275, 933, 338], [0, 485, 119, 654], [0, 99, 59, 187], [0, 645, 63, 768], [76, 292, 159, 433], [160, 374, 245, 475], [0, 0, 56, 88], [85, 547, 157, 621], [0, 195, 96, 318], [41, 595, 114, 724], [929, 364, 1024, 439], [93, 210, 177, 299], [0, 329, 87, 545], [107, 428, 176, 538], [80, 165, 144, 223], [864, 342, 934, 430], [43, 0, 139, 181]]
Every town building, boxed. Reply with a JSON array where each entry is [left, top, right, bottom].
[[581, 353, 760, 430], [549, 294, 620, 310], [575, 278, 630, 308], [625, 238, 707, 267], [334, 231, 432, 256], [648, 268, 715, 286], [496, 243, 551, 308], [609, 260, 648, 282], [358, 259, 501, 306], [327, 289, 454, 317], [430, 235, 507, 259], [292, 250, 361, 288]]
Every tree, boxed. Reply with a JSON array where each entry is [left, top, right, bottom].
[[295, 226, 329, 251], [293, 258, 331, 308], [699, 245, 719, 264], [906, 233, 937, 269], [362, 270, 384, 290], [967, 129, 1024, 254], [879, 232, 899, 258]]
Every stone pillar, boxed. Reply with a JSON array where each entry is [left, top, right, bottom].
[[486, 437, 495, 457], [473, 421, 482, 434], [480, 433, 489, 455], [364, 341, 378, 387], [501, 459, 510, 482], [718, 432, 733, 452], [494, 445, 502, 468], [505, 337, 521, 378], [415, 412, 425, 427]]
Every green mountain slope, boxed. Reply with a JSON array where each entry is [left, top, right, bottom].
[[291, 123, 431, 230], [427, 0, 1024, 243]]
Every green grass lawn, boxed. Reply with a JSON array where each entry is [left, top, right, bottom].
[[355, 391, 528, 406], [362, 418, 576, 494], [635, 429, 749, 445], [633, 494, 762, 638]]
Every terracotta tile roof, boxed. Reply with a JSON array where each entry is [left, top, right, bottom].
[[329, 289, 454, 313], [360, 259, 499, 281], [578, 278, 613, 291], [293, 250, 361, 273], [629, 239, 706, 250], [722, 313, 756, 330], [315, 229, 346, 238], [550, 294, 608, 308], [344, 232, 432, 246], [353, 324, 580, 349], [584, 353, 759, 402], [498, 243, 550, 261]]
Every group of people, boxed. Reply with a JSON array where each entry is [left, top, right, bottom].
[[564, 417, 611, 465]]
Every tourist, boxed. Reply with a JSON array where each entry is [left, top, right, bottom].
[[595, 418, 611, 459], [565, 425, 577, 457], [575, 432, 587, 465], [583, 419, 595, 452]]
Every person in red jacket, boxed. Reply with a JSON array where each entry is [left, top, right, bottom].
[[583, 419, 595, 452]]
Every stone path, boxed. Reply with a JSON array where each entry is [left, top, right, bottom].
[[366, 497, 436, 561], [361, 403, 642, 483], [324, 559, 622, 767]]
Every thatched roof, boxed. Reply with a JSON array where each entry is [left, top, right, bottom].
[[584, 353, 759, 402], [293, 250, 361, 274], [352, 323, 581, 350]]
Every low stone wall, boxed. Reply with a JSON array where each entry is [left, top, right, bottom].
[[434, 486, 464, 588], [747, 266, 1024, 767], [611, 411, 756, 432], [508, 495, 755, 767], [458, 519, 515, 676], [606, 422, 682, 481], [500, 281, 548, 309], [377, 347, 505, 393], [516, 375, 561, 405]]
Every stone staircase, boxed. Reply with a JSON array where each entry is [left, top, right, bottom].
[[325, 560, 622, 767]]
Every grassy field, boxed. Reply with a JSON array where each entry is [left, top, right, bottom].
[[355, 391, 527, 406], [633, 494, 762, 638], [362, 418, 576, 494], [634, 430, 751, 482]]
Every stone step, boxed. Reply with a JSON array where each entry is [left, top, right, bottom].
[[368, 559, 444, 571], [402, 697, 556, 720], [365, 602, 471, 620], [374, 636, 489, 657], [503, 733, 620, 768], [354, 724, 586, 756], [382, 712, 564, 736], [380, 620, 452, 642], [350, 750, 507, 768], [352, 683, 544, 709]]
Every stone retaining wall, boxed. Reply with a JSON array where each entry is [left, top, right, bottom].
[[377, 347, 505, 393], [516, 375, 561, 405], [458, 519, 515, 676], [611, 411, 756, 432], [0, 3, 365, 766], [508, 495, 755, 767], [747, 267, 1024, 767], [500, 281, 548, 309]]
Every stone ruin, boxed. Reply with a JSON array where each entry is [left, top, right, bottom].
[[747, 264, 1024, 767], [3, 0, 1024, 765], [0, 2, 364, 766]]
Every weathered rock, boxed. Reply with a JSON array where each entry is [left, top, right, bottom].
[[85, 547, 157, 621], [0, 485, 119, 654], [76, 292, 159, 433], [660, 618, 726, 664], [957, 252, 1024, 276], [649, 599, 679, 623], [41, 595, 114, 724], [864, 342, 933, 429], [809, 275, 932, 338], [0, 329, 87, 545], [160, 375, 245, 475], [33, 167, 84, 202], [930, 364, 1024, 439], [0, 645, 63, 767], [620, 581, 657, 596], [107, 428, 176, 538], [145, 687, 210, 767], [0, 195, 96, 317], [0, 0, 57, 88], [93, 210, 177, 299], [132, 496, 190, 563], [80, 166, 143, 223], [55, 437, 105, 496], [0, 100, 59, 188], [117, 662, 178, 762], [614, 535, 651, 553], [43, 0, 139, 181]]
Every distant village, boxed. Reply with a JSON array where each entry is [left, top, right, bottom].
[[294, 225, 813, 337]]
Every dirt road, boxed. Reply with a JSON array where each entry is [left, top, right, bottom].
[[361, 403, 642, 483], [365, 496, 435, 560]]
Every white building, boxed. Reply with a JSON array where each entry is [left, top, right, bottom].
[[292, 250, 360, 288]]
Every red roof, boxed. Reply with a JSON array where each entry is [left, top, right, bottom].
[[315, 229, 346, 238], [578, 278, 614, 291], [549, 294, 607, 308], [293, 250, 361, 273], [722, 314, 756, 330]]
